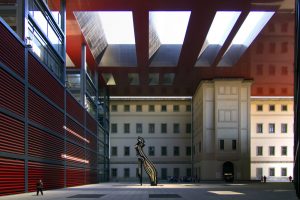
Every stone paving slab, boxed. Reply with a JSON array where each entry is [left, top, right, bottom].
[[0, 182, 298, 200]]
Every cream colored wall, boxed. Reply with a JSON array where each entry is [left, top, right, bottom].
[[250, 98, 294, 181], [109, 99, 192, 181], [193, 79, 252, 180]]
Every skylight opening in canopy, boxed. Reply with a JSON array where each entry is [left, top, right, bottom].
[[206, 11, 241, 45], [149, 11, 191, 44], [98, 11, 135, 44], [231, 11, 274, 47]]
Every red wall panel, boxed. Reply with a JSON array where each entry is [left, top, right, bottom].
[[28, 54, 64, 109], [28, 126, 64, 161], [0, 158, 24, 196], [0, 113, 24, 155], [86, 112, 97, 133], [66, 92, 84, 125], [66, 167, 85, 187], [28, 90, 64, 135], [66, 117, 85, 146], [0, 69, 24, 116], [28, 162, 64, 191], [0, 23, 25, 78], [66, 142, 85, 165]]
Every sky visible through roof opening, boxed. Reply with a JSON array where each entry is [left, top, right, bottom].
[[149, 11, 191, 44], [98, 11, 135, 44]]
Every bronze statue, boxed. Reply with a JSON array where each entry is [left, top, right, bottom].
[[135, 136, 157, 186]]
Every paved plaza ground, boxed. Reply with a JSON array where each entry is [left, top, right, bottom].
[[0, 182, 298, 200]]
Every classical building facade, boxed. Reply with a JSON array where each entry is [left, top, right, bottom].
[[192, 79, 252, 181], [250, 97, 294, 181], [109, 97, 192, 181]]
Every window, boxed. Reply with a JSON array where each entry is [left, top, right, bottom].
[[124, 105, 130, 112], [199, 141, 202, 153], [173, 168, 180, 177], [281, 123, 288, 133], [111, 146, 118, 156], [111, 168, 117, 177], [136, 105, 142, 112], [186, 146, 191, 156], [268, 23, 275, 32], [124, 168, 130, 178], [256, 64, 263, 75], [269, 42, 276, 54], [173, 123, 180, 134], [161, 105, 167, 112], [281, 67, 288, 75], [149, 123, 155, 133], [136, 123, 143, 134], [269, 105, 275, 111], [281, 42, 288, 53], [186, 105, 191, 111], [256, 42, 264, 54], [232, 140, 237, 150], [173, 105, 179, 112], [124, 146, 130, 156], [281, 168, 287, 176], [111, 105, 117, 112], [281, 146, 287, 156], [111, 123, 118, 133], [269, 65, 275, 75], [281, 23, 288, 32], [281, 105, 288, 111], [257, 146, 263, 156], [257, 105, 263, 111], [174, 146, 180, 156], [186, 168, 192, 177], [256, 123, 263, 133], [161, 168, 167, 180], [269, 168, 275, 176], [269, 146, 275, 156], [269, 123, 275, 133], [256, 168, 263, 179], [161, 123, 167, 133], [186, 123, 191, 134], [149, 105, 155, 112], [148, 146, 155, 156], [124, 123, 130, 133], [161, 146, 167, 156], [219, 140, 224, 150]]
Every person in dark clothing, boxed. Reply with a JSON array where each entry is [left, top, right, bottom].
[[263, 176, 267, 183], [36, 179, 43, 196]]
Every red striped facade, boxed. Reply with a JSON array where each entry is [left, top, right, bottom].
[[0, 20, 99, 196]]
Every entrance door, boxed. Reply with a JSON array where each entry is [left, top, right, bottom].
[[223, 161, 234, 182]]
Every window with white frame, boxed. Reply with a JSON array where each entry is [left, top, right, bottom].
[[269, 168, 275, 176], [111, 123, 118, 133], [257, 105, 263, 111], [269, 123, 275, 133], [149, 123, 155, 133], [281, 168, 287, 176], [281, 123, 288, 133], [257, 146, 263, 156], [256, 123, 263, 133], [269, 146, 275, 156], [136, 123, 143, 133], [281, 146, 287, 156]]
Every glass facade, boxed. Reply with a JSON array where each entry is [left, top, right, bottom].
[[28, 0, 64, 81]]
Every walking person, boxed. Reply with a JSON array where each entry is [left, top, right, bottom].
[[36, 179, 44, 196]]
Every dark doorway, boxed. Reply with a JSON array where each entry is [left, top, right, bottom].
[[223, 161, 234, 182]]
